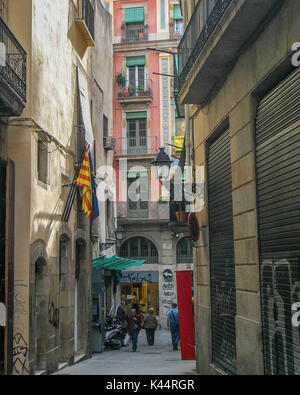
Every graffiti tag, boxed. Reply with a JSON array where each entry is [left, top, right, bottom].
[[13, 333, 29, 374]]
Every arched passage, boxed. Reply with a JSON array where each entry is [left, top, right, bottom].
[[119, 237, 159, 315], [34, 257, 48, 371], [74, 238, 88, 355], [58, 233, 71, 363]]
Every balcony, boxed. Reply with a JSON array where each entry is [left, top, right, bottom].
[[121, 24, 148, 43], [0, 17, 26, 116], [177, 0, 281, 106], [117, 201, 170, 223], [75, 0, 95, 47], [169, 21, 183, 40], [117, 79, 152, 104], [114, 136, 158, 157]]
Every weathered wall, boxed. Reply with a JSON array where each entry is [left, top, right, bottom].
[[189, 0, 300, 375], [7, 0, 94, 374]]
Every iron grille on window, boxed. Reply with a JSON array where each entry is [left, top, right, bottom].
[[120, 237, 159, 264], [177, 237, 193, 263]]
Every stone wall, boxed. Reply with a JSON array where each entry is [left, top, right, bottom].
[[188, 0, 300, 375]]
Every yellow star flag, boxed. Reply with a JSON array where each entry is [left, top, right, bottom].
[[75, 146, 93, 219]]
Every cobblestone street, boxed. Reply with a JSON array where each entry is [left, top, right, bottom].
[[55, 330, 196, 376]]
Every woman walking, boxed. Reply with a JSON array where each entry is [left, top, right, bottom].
[[127, 308, 142, 352]]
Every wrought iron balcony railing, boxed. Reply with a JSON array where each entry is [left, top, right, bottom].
[[121, 24, 148, 43], [114, 136, 158, 156], [117, 78, 152, 101], [0, 17, 26, 101], [169, 21, 183, 40], [177, 0, 232, 93], [117, 201, 170, 221]]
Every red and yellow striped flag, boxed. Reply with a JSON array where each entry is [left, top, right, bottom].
[[75, 146, 93, 219]]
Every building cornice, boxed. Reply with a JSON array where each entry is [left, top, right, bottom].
[[113, 39, 180, 52]]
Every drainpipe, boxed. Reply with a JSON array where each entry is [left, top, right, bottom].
[[185, 105, 190, 167]]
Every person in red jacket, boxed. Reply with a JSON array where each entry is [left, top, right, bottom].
[[127, 308, 142, 352]]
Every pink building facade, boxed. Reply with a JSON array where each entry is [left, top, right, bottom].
[[107, 0, 192, 327]]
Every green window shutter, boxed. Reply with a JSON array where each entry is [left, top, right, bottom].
[[126, 111, 147, 120], [173, 4, 183, 20], [125, 7, 144, 23], [126, 56, 145, 67]]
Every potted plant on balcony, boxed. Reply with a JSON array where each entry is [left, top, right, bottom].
[[157, 195, 168, 204], [138, 86, 145, 96], [115, 72, 126, 87], [128, 85, 134, 96]]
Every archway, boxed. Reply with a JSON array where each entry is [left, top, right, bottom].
[[74, 238, 87, 356], [120, 237, 159, 315], [58, 233, 71, 363], [34, 257, 47, 371]]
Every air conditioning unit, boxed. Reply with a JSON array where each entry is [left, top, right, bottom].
[[103, 136, 115, 151]]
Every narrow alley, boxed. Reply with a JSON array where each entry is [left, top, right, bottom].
[[54, 330, 196, 376]]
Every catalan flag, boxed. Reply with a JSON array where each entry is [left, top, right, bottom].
[[75, 146, 99, 220]]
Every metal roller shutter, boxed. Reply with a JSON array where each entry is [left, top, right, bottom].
[[256, 67, 300, 375], [208, 129, 236, 375]]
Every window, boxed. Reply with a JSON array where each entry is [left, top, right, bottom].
[[126, 57, 145, 93], [37, 134, 48, 184], [127, 172, 149, 216], [124, 7, 145, 42], [160, 0, 166, 29], [120, 237, 158, 263], [177, 237, 193, 263], [173, 4, 183, 37], [103, 114, 108, 138], [126, 112, 147, 154]]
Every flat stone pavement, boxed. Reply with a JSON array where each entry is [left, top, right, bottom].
[[55, 329, 196, 375]]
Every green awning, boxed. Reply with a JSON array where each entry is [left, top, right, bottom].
[[126, 111, 147, 120], [92, 255, 145, 271], [125, 7, 144, 23], [173, 4, 183, 20], [126, 56, 145, 67]]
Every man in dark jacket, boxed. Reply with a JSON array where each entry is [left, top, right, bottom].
[[116, 300, 126, 321], [127, 308, 142, 352], [143, 307, 158, 346]]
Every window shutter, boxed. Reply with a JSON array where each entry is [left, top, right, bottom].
[[126, 112, 147, 120], [173, 4, 183, 20], [125, 7, 144, 23], [126, 56, 145, 67]]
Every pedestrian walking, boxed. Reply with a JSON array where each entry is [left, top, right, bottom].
[[167, 302, 180, 350], [116, 300, 126, 322], [127, 308, 142, 352], [143, 307, 158, 346]]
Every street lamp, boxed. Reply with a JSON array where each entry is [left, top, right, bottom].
[[115, 225, 125, 241], [151, 147, 173, 181]]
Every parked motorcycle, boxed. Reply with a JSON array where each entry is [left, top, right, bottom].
[[105, 316, 128, 350]]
